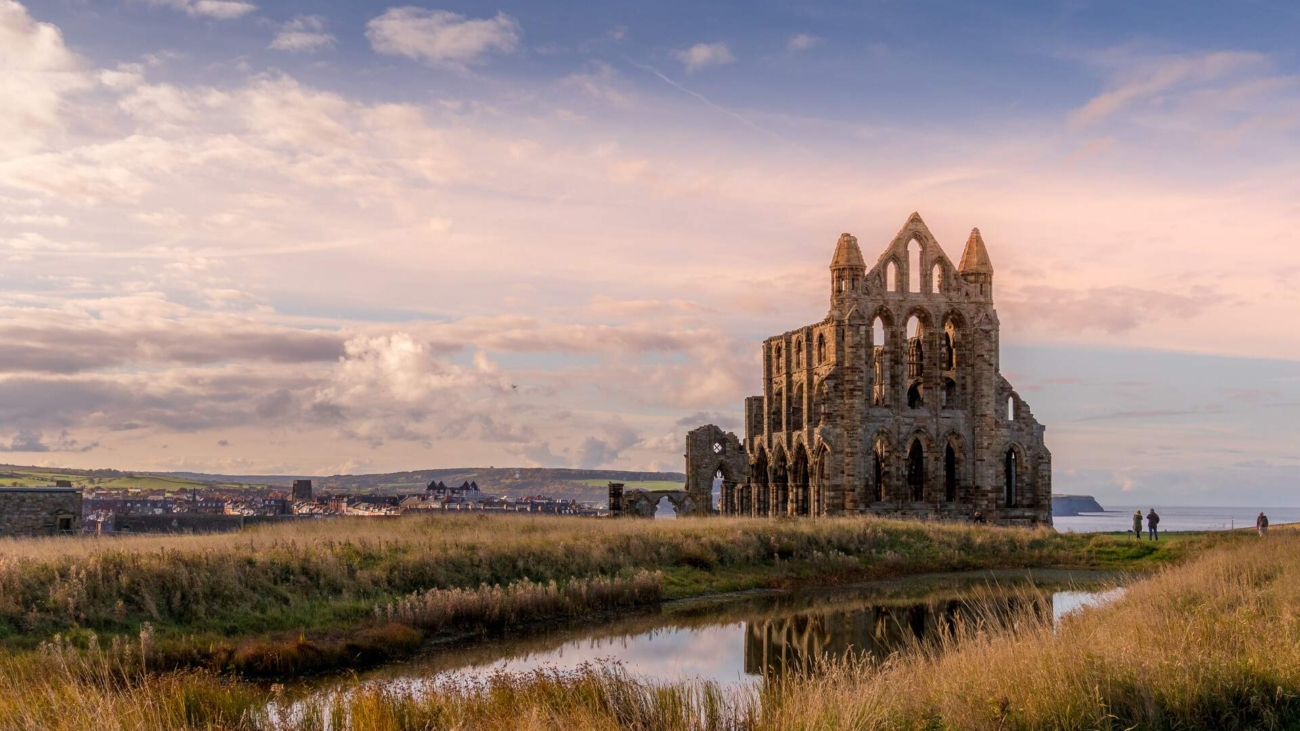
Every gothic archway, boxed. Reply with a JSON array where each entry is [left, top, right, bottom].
[[907, 439, 925, 502]]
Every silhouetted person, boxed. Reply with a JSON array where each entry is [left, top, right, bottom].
[[1257, 511, 1269, 537], [972, 510, 986, 525], [1147, 509, 1160, 541], [1132, 510, 1143, 541]]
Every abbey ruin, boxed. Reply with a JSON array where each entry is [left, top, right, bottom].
[[685, 212, 1051, 525]]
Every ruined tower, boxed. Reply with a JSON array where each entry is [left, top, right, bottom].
[[708, 212, 1051, 525]]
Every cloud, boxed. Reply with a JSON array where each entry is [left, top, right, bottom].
[[1070, 50, 1268, 127], [147, 0, 257, 20], [673, 42, 734, 72], [0, 0, 88, 155], [366, 7, 521, 66], [573, 420, 640, 468], [0, 428, 97, 453], [1001, 285, 1214, 335], [786, 33, 820, 52], [270, 15, 335, 53], [563, 62, 632, 108]]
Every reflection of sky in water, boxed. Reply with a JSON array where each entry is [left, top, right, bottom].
[[388, 587, 1124, 691], [1052, 588, 1125, 624], [449, 623, 751, 687]]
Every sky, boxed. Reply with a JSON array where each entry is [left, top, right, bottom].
[[2, 0, 1299, 506]]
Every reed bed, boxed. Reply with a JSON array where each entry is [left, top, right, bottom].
[[377, 571, 664, 633], [0, 531, 1286, 730], [0, 514, 1112, 641]]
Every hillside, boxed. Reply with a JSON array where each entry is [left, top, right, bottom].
[[1, 464, 685, 502], [176, 467, 688, 501]]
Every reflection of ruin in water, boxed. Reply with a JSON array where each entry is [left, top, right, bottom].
[[744, 595, 1049, 678]]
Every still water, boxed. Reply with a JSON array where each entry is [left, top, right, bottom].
[[335, 570, 1123, 693]]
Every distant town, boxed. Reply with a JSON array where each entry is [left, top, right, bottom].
[[0, 465, 687, 537]]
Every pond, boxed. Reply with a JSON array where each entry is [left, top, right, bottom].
[[304, 569, 1125, 698]]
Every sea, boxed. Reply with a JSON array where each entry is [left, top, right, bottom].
[[1054, 505, 1300, 534]]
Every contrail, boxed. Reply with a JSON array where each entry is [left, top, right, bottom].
[[622, 57, 795, 147]]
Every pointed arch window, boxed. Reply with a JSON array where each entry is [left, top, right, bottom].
[[816, 333, 826, 364], [1005, 448, 1018, 507], [886, 261, 898, 292], [944, 444, 957, 502], [907, 440, 925, 502], [790, 384, 804, 431], [931, 263, 943, 293], [908, 240, 922, 293]]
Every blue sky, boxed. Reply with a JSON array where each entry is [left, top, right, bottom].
[[2, 0, 1299, 505]]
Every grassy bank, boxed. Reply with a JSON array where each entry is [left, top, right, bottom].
[[0, 529, 1286, 730], [0, 515, 1211, 674]]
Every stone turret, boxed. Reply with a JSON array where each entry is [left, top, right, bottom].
[[959, 228, 994, 300], [829, 233, 865, 316]]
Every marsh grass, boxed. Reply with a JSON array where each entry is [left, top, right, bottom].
[[0, 532, 1289, 729], [0, 514, 1163, 645]]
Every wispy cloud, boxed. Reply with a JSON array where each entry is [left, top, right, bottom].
[[146, 0, 257, 21], [270, 15, 335, 53], [673, 42, 734, 72], [786, 33, 819, 52], [366, 7, 521, 66], [1069, 50, 1269, 127]]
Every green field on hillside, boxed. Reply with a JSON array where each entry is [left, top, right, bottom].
[[577, 479, 684, 492], [0, 468, 257, 491]]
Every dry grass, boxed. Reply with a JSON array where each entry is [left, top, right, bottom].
[[378, 571, 663, 632], [0, 514, 1111, 642], [0, 531, 1289, 730]]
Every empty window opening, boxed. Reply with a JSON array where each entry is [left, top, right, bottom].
[[1007, 396, 1015, 421], [1005, 448, 1018, 507], [886, 261, 898, 292], [906, 316, 924, 379], [872, 353, 886, 405], [873, 449, 885, 502], [907, 440, 925, 502], [942, 321, 958, 370], [931, 263, 943, 293], [944, 444, 957, 502], [774, 344, 783, 373], [872, 318, 886, 347], [816, 333, 827, 363], [908, 240, 922, 293], [794, 338, 803, 369], [907, 382, 924, 409]]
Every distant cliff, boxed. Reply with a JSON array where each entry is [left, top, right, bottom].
[[1052, 494, 1106, 516]]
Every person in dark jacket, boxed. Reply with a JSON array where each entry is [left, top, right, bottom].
[[1257, 512, 1269, 537], [1132, 510, 1143, 540], [1147, 509, 1160, 541]]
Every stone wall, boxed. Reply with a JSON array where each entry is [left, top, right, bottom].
[[0, 488, 82, 537]]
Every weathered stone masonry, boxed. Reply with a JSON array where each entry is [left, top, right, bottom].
[[0, 487, 82, 536], [688, 213, 1051, 525]]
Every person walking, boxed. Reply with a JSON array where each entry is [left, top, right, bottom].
[[1132, 509, 1143, 541], [1257, 511, 1269, 537], [1147, 508, 1160, 541]]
